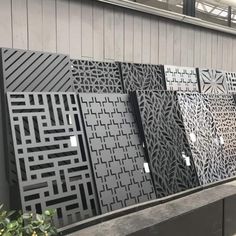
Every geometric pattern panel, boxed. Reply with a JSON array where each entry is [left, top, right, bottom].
[[164, 65, 199, 92], [177, 93, 226, 185], [71, 60, 123, 93], [7, 92, 99, 227], [79, 93, 156, 213], [225, 72, 236, 94], [0, 48, 72, 92], [205, 94, 236, 178], [120, 63, 166, 92], [133, 90, 199, 198], [198, 68, 228, 94]]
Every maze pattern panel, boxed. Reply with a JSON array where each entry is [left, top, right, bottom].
[[164, 65, 199, 92], [71, 60, 123, 93], [0, 48, 72, 92], [225, 72, 236, 94], [205, 94, 236, 177], [198, 69, 228, 94], [79, 94, 156, 213], [177, 93, 226, 185], [120, 63, 166, 92], [7, 93, 99, 227], [133, 90, 199, 197]]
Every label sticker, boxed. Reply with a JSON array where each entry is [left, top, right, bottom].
[[190, 132, 197, 143], [70, 136, 77, 147], [182, 152, 191, 166], [144, 163, 150, 173], [220, 136, 224, 145]]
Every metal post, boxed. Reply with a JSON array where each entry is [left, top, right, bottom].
[[228, 6, 232, 27], [183, 0, 196, 17]]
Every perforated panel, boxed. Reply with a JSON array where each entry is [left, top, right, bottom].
[[71, 60, 123, 93], [0, 48, 72, 92], [120, 63, 166, 92], [132, 90, 199, 197], [177, 93, 226, 185], [164, 65, 199, 92], [7, 93, 99, 227], [79, 94, 156, 213], [225, 72, 236, 94], [198, 69, 228, 94]]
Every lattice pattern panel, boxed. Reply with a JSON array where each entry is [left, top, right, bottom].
[[177, 93, 226, 185], [120, 63, 166, 92], [79, 94, 156, 213], [132, 90, 199, 197], [225, 72, 236, 94], [205, 94, 236, 177], [71, 60, 123, 93], [164, 65, 199, 92], [0, 48, 72, 92], [198, 69, 228, 94], [7, 93, 99, 227]]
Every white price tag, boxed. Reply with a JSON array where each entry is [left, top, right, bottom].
[[185, 156, 191, 166], [144, 163, 150, 173], [70, 136, 77, 147], [220, 136, 224, 145], [189, 132, 197, 143]]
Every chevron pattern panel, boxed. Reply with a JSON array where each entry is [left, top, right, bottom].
[[120, 63, 166, 92], [7, 92, 99, 227], [198, 69, 228, 94], [132, 90, 199, 197], [0, 48, 72, 92], [71, 60, 123, 93], [164, 65, 199, 92], [225, 72, 236, 94], [79, 94, 156, 213], [177, 93, 226, 185]]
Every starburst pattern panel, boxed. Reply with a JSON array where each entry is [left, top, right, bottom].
[[132, 90, 199, 197], [7, 93, 99, 227], [198, 69, 228, 94], [225, 72, 236, 94], [79, 93, 156, 213], [71, 60, 123, 93], [164, 65, 199, 92], [177, 93, 226, 185], [205, 94, 236, 177], [120, 63, 166, 92]]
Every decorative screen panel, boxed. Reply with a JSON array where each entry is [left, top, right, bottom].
[[0, 48, 72, 92], [79, 94, 156, 213], [7, 93, 99, 227], [225, 72, 236, 94], [177, 93, 226, 185], [120, 63, 166, 92], [198, 69, 228, 94], [71, 60, 123, 93], [132, 90, 199, 197], [164, 65, 199, 92]]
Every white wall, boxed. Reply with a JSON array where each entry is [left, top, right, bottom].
[[0, 0, 235, 70]]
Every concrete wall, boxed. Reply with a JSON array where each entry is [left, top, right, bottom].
[[0, 0, 236, 71]]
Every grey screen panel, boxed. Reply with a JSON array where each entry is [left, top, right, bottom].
[[133, 90, 199, 197], [71, 60, 123, 93], [177, 93, 226, 185], [0, 48, 72, 92], [79, 93, 156, 213], [198, 69, 228, 94], [7, 92, 99, 227], [120, 63, 166, 92], [164, 65, 199, 92], [225, 72, 236, 94]]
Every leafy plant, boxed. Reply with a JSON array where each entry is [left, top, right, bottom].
[[0, 204, 57, 236]]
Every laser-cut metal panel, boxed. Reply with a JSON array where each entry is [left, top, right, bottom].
[[164, 65, 199, 92], [79, 93, 156, 213], [225, 72, 236, 94], [7, 92, 99, 227], [205, 94, 236, 177], [0, 48, 72, 92], [198, 69, 228, 94], [133, 90, 199, 197], [71, 60, 123, 93], [177, 93, 226, 185], [120, 63, 166, 92]]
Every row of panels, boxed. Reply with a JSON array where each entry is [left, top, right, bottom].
[[6, 91, 236, 228], [1, 47, 236, 94]]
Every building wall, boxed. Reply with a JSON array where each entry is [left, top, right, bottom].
[[0, 0, 235, 71]]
